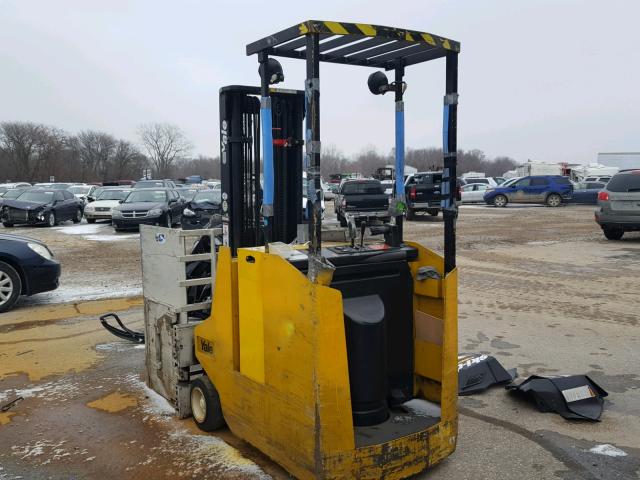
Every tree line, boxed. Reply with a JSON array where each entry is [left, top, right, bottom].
[[320, 145, 517, 178], [1, 121, 516, 183], [0, 121, 219, 183]]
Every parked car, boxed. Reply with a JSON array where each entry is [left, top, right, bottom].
[[404, 172, 443, 219], [595, 170, 640, 240], [460, 182, 491, 203], [0, 188, 29, 206], [334, 179, 389, 227], [132, 179, 177, 189], [112, 188, 185, 231], [0, 182, 31, 194], [182, 190, 223, 230], [494, 177, 507, 185], [1, 189, 84, 227], [568, 182, 606, 205], [461, 176, 498, 187], [33, 182, 76, 190], [83, 188, 129, 223], [0, 233, 61, 312], [86, 185, 130, 203], [68, 184, 97, 203], [484, 175, 573, 207]]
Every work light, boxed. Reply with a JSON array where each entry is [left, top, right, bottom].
[[259, 58, 284, 85]]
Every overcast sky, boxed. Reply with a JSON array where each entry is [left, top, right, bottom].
[[1, 0, 638, 165]]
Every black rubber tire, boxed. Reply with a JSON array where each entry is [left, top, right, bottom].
[[72, 209, 83, 224], [0, 261, 21, 313], [429, 209, 439, 217], [86, 218, 96, 224], [338, 214, 347, 228], [603, 227, 624, 240], [47, 212, 57, 227], [2, 222, 14, 228], [546, 193, 562, 207], [406, 208, 414, 220], [190, 376, 225, 432]]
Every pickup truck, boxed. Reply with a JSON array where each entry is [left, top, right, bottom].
[[404, 172, 443, 219], [334, 179, 390, 227]]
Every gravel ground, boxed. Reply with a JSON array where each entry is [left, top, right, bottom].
[[1, 204, 639, 479]]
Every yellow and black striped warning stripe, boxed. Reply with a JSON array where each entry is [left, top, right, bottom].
[[298, 20, 460, 52]]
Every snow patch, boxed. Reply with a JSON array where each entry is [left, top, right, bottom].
[[589, 444, 628, 457], [53, 223, 139, 242], [54, 224, 104, 235], [124, 374, 175, 416], [0, 378, 81, 404]]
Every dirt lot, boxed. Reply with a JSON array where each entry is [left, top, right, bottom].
[[1, 205, 639, 479]]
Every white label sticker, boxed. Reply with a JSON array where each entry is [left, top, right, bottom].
[[561, 385, 596, 403]]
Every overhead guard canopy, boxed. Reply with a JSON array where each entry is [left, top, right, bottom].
[[246, 20, 460, 70]]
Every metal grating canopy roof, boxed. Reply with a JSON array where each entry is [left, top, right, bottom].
[[246, 20, 460, 70]]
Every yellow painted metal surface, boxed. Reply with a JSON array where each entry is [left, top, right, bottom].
[[195, 242, 458, 479]]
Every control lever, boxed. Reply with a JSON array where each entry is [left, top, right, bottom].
[[360, 221, 366, 250]]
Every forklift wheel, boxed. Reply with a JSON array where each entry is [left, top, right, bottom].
[[190, 376, 225, 432]]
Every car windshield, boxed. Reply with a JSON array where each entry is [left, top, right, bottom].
[[123, 190, 167, 203], [342, 181, 383, 195], [16, 191, 54, 203], [192, 190, 221, 203], [49, 184, 71, 189], [2, 189, 26, 199], [68, 185, 91, 194], [97, 189, 127, 201], [134, 181, 165, 188], [607, 172, 640, 192]]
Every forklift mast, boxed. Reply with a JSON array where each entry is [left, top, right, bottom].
[[219, 86, 305, 255]]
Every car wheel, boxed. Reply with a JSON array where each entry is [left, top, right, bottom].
[[86, 218, 96, 224], [47, 212, 57, 227], [338, 214, 347, 228], [165, 213, 172, 228], [546, 193, 562, 207], [73, 209, 83, 224], [190, 376, 225, 432], [2, 222, 14, 228], [603, 227, 624, 240], [429, 209, 439, 217], [0, 261, 21, 313], [493, 195, 508, 207]]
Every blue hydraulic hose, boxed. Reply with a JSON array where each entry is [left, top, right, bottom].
[[395, 102, 405, 198], [261, 97, 273, 221]]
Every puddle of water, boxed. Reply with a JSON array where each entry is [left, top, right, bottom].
[[86, 391, 137, 413]]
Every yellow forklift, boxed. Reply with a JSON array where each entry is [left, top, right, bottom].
[[192, 20, 461, 479]]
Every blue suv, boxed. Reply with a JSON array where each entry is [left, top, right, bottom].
[[483, 175, 573, 207]]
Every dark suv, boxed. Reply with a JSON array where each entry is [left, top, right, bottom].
[[483, 175, 573, 207], [595, 170, 640, 240]]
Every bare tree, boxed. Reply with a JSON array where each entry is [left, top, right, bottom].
[[112, 140, 147, 180], [0, 122, 66, 182], [138, 123, 192, 178], [75, 130, 117, 181]]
